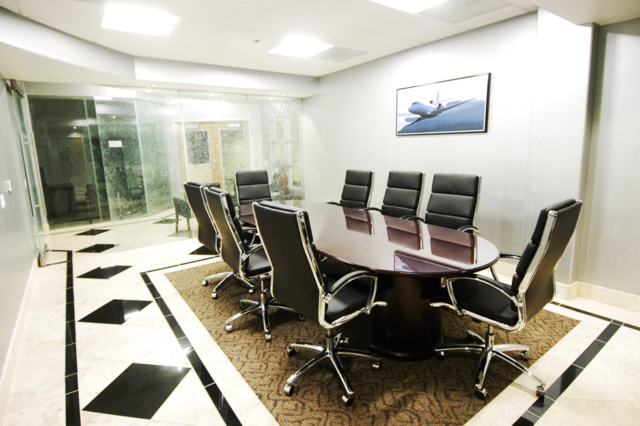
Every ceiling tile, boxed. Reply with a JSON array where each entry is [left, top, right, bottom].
[[329, 1, 411, 32], [34, 18, 99, 42], [341, 32, 420, 55], [183, 0, 268, 27], [0, 0, 19, 13], [456, 4, 528, 29], [374, 14, 466, 43], [233, 0, 283, 7], [18, 0, 103, 26], [515, 1, 538, 12], [170, 18, 239, 43], [313, 46, 367, 62], [305, 22, 365, 45], [244, 9, 324, 35], [273, 0, 364, 21], [420, 0, 511, 24], [96, 28, 162, 57], [116, 0, 198, 16], [224, 29, 282, 51], [343, 51, 385, 66]]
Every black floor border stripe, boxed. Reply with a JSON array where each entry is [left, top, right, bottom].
[[140, 272, 242, 426], [512, 316, 627, 425], [64, 251, 81, 426]]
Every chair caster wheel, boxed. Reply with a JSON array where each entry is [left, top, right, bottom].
[[265, 333, 271, 342], [284, 384, 294, 396], [225, 324, 233, 333], [474, 388, 487, 400], [248, 288, 255, 294], [298, 315, 305, 321], [286, 347, 296, 357], [435, 351, 445, 361], [341, 395, 354, 407], [202, 280, 208, 286], [372, 361, 381, 371], [521, 350, 530, 360], [211, 292, 218, 300], [536, 386, 545, 397]]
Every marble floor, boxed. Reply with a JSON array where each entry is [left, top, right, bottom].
[[2, 224, 640, 426]]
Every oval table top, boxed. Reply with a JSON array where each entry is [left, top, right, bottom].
[[240, 200, 499, 278]]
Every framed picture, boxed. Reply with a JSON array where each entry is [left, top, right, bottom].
[[396, 73, 490, 136]]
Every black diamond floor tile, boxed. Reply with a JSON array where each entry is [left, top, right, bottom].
[[79, 300, 152, 324], [190, 246, 216, 255], [76, 229, 110, 236], [83, 363, 190, 419], [154, 218, 176, 224], [77, 265, 131, 279], [77, 244, 117, 253]]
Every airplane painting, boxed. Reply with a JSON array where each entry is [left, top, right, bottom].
[[397, 74, 490, 135]]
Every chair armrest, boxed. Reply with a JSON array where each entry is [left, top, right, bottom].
[[448, 274, 516, 300], [327, 201, 340, 206], [499, 252, 522, 260], [323, 270, 385, 316], [362, 207, 381, 213], [244, 244, 264, 256], [457, 225, 479, 234], [400, 215, 424, 222]]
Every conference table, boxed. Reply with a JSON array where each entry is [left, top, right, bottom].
[[239, 201, 500, 360]]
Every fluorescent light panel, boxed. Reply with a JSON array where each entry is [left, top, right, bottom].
[[269, 35, 333, 58], [101, 3, 180, 37], [370, 0, 450, 14]]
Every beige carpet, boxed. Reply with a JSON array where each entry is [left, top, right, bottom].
[[166, 261, 578, 426]]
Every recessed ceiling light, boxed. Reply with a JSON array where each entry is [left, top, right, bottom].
[[101, 3, 180, 37], [370, 0, 449, 14], [270, 35, 333, 58]]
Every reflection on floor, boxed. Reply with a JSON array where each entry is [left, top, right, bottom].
[[3, 228, 640, 426]]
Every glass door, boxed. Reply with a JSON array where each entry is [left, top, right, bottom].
[[12, 85, 47, 264]]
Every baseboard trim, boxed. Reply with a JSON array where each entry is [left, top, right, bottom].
[[0, 259, 38, 426], [493, 260, 640, 313]]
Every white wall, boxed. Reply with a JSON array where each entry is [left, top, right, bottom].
[[580, 17, 640, 295], [302, 11, 596, 285]]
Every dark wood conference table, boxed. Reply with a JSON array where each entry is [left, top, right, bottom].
[[240, 201, 500, 360]]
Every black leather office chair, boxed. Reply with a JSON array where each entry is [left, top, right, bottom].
[[253, 201, 388, 406], [183, 182, 221, 285], [235, 170, 272, 206], [405, 174, 481, 233], [431, 199, 582, 399], [328, 170, 374, 209], [204, 187, 292, 340], [364, 171, 424, 218]]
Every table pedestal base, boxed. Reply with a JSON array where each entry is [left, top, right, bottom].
[[371, 275, 443, 361]]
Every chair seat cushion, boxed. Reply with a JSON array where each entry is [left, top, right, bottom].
[[323, 274, 370, 323], [244, 247, 271, 277], [447, 278, 519, 327]]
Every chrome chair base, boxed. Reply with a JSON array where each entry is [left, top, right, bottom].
[[435, 326, 546, 399], [284, 330, 381, 406], [224, 279, 296, 341], [205, 272, 255, 299]]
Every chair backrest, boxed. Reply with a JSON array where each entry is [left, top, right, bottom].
[[512, 199, 582, 321], [203, 186, 249, 274], [340, 170, 374, 209], [425, 174, 481, 230], [183, 182, 218, 252], [253, 201, 324, 324], [381, 171, 424, 218], [236, 170, 272, 206]]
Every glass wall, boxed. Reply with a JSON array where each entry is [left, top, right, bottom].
[[25, 84, 304, 250]]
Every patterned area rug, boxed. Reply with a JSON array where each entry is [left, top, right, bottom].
[[166, 261, 579, 426]]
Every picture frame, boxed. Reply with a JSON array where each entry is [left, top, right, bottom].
[[396, 73, 490, 136]]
